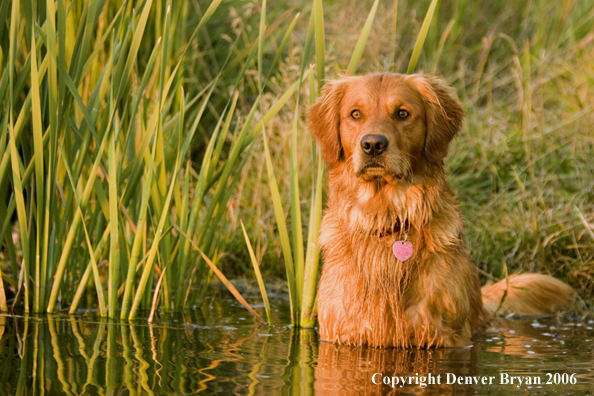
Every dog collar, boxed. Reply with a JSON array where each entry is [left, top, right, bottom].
[[343, 218, 414, 261], [347, 218, 410, 239], [378, 219, 409, 238]]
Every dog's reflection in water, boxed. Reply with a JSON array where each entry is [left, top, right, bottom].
[[315, 341, 479, 395]]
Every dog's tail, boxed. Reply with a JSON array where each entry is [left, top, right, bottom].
[[481, 273, 576, 316]]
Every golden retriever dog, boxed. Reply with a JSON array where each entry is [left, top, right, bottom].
[[308, 73, 576, 348]]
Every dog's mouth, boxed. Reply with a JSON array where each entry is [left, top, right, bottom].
[[356, 164, 404, 182]]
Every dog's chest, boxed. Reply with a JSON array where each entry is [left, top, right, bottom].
[[320, 203, 464, 343]]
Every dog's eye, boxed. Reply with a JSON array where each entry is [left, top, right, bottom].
[[396, 109, 410, 119], [350, 110, 361, 120]]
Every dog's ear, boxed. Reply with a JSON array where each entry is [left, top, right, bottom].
[[308, 79, 346, 165], [412, 75, 465, 164]]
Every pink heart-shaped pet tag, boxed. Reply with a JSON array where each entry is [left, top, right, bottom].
[[393, 241, 413, 261]]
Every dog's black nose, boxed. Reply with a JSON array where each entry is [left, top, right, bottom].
[[361, 134, 389, 156]]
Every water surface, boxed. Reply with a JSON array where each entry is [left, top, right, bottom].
[[1, 291, 593, 395]]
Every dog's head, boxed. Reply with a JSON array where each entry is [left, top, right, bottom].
[[308, 73, 465, 183]]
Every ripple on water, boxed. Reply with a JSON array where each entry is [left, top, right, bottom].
[[1, 297, 594, 395]]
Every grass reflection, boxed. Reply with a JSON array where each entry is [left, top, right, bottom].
[[121, 325, 137, 396], [2, 311, 594, 395], [130, 322, 155, 395], [48, 315, 74, 395], [314, 342, 478, 395], [289, 329, 318, 396]]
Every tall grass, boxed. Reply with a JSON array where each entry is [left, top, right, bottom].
[[0, 0, 306, 318], [3, 0, 594, 323], [237, 0, 594, 308]]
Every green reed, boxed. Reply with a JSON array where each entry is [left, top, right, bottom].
[[0, 0, 305, 318]]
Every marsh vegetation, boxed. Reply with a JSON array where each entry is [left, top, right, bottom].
[[1, 0, 594, 394], [0, 0, 593, 321]]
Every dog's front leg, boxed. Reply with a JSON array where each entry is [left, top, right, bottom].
[[317, 261, 368, 345], [404, 253, 481, 348]]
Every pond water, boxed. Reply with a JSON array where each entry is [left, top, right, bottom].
[[1, 290, 594, 395]]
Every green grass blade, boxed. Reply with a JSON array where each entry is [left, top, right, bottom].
[[262, 122, 297, 325], [313, 0, 325, 88], [241, 221, 272, 325], [56, 0, 66, 124], [407, 0, 440, 74], [8, 118, 29, 313], [258, 0, 267, 92], [389, 0, 399, 70], [254, 0, 276, 325], [7, 0, 23, 309], [300, 154, 324, 328], [172, 161, 191, 293], [6, 0, 20, 261], [179, 163, 191, 241], [29, 24, 45, 313], [347, 0, 380, 74], [148, 3, 175, 314], [107, 127, 120, 318], [42, 0, 58, 310], [290, 99, 304, 308], [159, 3, 173, 96]]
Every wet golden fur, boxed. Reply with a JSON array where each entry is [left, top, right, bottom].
[[309, 73, 575, 348]]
